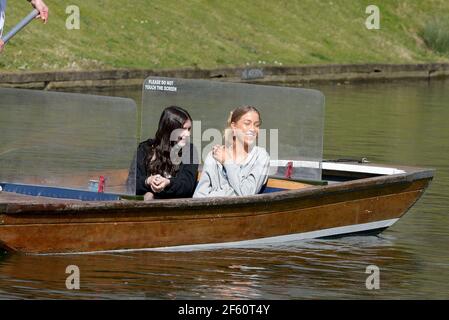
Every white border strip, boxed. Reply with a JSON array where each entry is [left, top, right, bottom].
[[45, 218, 399, 255], [322, 163, 405, 175], [270, 160, 405, 175]]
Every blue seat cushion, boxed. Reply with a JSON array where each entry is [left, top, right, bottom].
[[261, 186, 286, 193]]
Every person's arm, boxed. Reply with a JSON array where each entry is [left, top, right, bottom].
[[135, 143, 152, 196], [223, 149, 270, 196], [156, 162, 198, 198], [0, 0, 46, 53], [1, 0, 7, 52], [192, 153, 215, 198], [28, 0, 48, 23], [157, 143, 199, 198]]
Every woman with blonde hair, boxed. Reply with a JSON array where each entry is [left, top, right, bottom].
[[193, 106, 270, 198]]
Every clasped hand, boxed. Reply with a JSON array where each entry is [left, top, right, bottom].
[[147, 174, 170, 193]]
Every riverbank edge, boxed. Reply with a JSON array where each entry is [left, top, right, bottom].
[[0, 63, 448, 90]]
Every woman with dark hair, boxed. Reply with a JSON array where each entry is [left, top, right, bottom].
[[135, 106, 198, 200], [193, 105, 270, 198]]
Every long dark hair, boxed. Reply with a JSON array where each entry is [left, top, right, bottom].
[[146, 106, 192, 177]]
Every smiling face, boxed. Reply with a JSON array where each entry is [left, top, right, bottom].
[[231, 111, 260, 145]]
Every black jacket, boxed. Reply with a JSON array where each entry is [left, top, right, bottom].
[[134, 139, 199, 198]]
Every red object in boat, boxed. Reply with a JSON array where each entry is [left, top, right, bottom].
[[285, 161, 293, 179], [98, 176, 105, 193]]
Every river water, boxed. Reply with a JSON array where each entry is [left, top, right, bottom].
[[0, 79, 448, 299]]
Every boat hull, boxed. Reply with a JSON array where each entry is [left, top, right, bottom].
[[0, 165, 433, 254]]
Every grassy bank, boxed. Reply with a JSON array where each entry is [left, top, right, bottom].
[[1, 0, 449, 72]]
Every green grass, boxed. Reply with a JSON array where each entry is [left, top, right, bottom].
[[1, 0, 449, 71], [420, 17, 449, 55]]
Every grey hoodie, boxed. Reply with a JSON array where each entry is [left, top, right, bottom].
[[193, 146, 270, 198]]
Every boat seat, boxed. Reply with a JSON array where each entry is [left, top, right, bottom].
[[0, 182, 121, 201], [261, 186, 286, 193]]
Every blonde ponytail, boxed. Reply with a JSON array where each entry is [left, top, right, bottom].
[[224, 111, 234, 147], [226, 111, 234, 128]]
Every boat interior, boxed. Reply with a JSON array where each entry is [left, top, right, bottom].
[[0, 161, 408, 204]]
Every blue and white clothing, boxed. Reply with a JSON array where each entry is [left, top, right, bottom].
[[0, 0, 6, 38]]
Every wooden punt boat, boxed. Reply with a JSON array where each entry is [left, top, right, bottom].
[[0, 161, 433, 255]]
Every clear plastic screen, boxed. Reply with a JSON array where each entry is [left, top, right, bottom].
[[0, 88, 137, 195], [141, 77, 325, 180]]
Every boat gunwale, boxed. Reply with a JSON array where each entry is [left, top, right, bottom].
[[0, 164, 434, 215]]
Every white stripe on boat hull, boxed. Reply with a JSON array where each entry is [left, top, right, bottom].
[[150, 218, 399, 252], [45, 218, 399, 255]]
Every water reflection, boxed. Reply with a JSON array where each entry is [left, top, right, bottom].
[[0, 235, 422, 299]]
